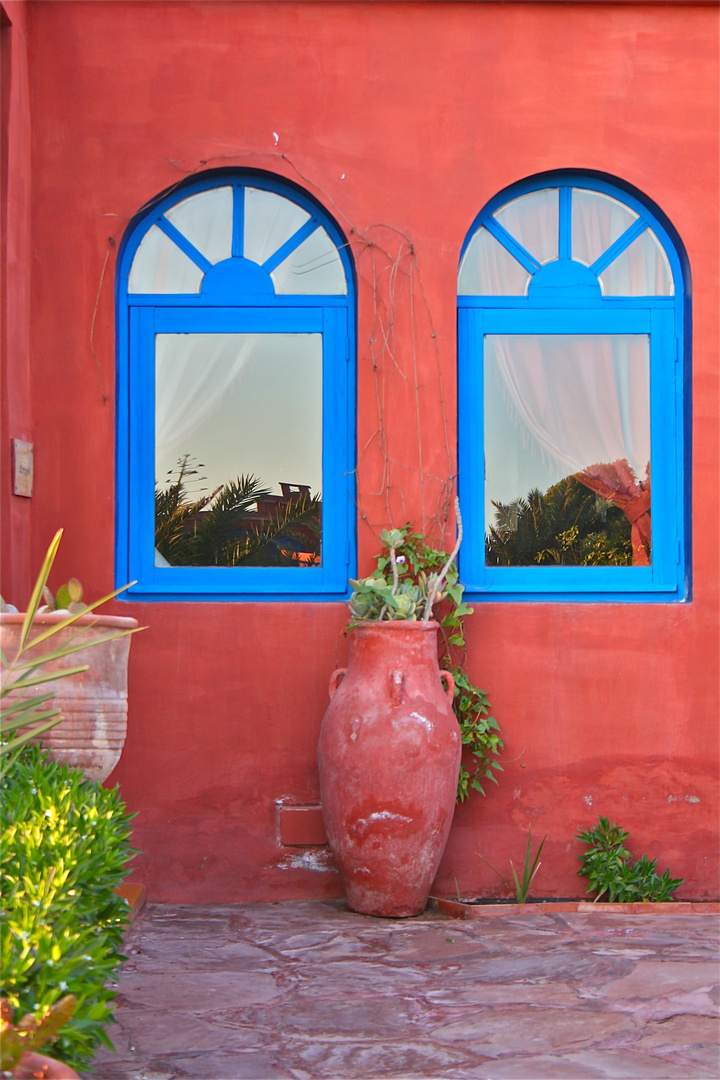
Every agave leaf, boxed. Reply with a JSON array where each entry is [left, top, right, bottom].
[[2, 688, 56, 710], [16, 627, 144, 672], [19, 586, 139, 652], [2, 665, 89, 694], [1, 692, 56, 721], [1, 707, 62, 734], [0, 712, 64, 754], [19, 529, 64, 650]]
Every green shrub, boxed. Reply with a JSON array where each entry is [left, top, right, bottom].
[[576, 815, 684, 902], [1, 746, 136, 1070]]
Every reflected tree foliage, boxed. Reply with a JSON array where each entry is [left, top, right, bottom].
[[486, 474, 633, 567], [155, 456, 321, 568]]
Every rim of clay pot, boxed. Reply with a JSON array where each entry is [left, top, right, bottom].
[[349, 620, 440, 633], [0, 612, 139, 629], [11, 1049, 81, 1079]]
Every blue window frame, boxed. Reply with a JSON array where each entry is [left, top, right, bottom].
[[116, 170, 356, 601], [458, 173, 689, 602]]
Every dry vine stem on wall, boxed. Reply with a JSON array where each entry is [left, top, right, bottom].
[[351, 223, 455, 546], [91, 150, 458, 550]]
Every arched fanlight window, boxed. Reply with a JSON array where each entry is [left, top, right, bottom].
[[457, 173, 688, 601], [116, 171, 355, 600]]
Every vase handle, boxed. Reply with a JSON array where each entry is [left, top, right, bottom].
[[439, 670, 455, 705], [390, 669, 404, 706], [328, 668, 347, 699]]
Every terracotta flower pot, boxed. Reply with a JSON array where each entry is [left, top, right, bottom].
[[318, 621, 461, 917], [11, 1050, 80, 1079], [1, 612, 138, 782]]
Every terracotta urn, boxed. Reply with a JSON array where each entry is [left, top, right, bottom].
[[318, 621, 461, 917], [11, 1051, 80, 1079], [1, 612, 138, 783]]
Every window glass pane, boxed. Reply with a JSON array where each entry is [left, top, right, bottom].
[[484, 334, 651, 568], [599, 229, 674, 296], [243, 188, 311, 267], [458, 227, 531, 296], [271, 227, 347, 295], [128, 225, 204, 293], [155, 333, 322, 568], [164, 187, 233, 265], [571, 189, 638, 268], [494, 189, 559, 265]]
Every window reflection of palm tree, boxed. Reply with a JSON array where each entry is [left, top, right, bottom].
[[486, 472, 633, 568], [155, 455, 321, 568]]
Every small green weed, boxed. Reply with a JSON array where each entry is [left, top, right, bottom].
[[480, 828, 547, 903], [576, 816, 684, 902]]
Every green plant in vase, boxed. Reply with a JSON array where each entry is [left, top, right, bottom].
[[348, 504, 503, 802]]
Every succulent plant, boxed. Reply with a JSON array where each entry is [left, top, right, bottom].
[[348, 503, 461, 624], [40, 578, 86, 614]]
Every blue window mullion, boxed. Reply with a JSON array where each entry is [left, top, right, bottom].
[[559, 186, 572, 261], [128, 308, 157, 589], [481, 308, 651, 335], [153, 307, 323, 335], [115, 307, 131, 585], [232, 184, 244, 259], [648, 306, 677, 588], [156, 216, 214, 275], [457, 307, 486, 588], [127, 293, 349, 308], [590, 218, 647, 277], [484, 217, 541, 275], [321, 306, 351, 591], [262, 219, 320, 275]]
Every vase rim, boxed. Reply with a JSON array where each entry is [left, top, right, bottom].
[[348, 619, 439, 633], [0, 612, 139, 629]]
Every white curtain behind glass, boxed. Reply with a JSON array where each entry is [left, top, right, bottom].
[[571, 189, 638, 268], [486, 334, 650, 486], [155, 333, 255, 467], [494, 189, 559, 266]]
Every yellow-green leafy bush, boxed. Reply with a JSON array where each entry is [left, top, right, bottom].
[[1, 747, 136, 1070]]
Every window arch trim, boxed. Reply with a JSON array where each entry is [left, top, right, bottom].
[[457, 171, 689, 603], [116, 170, 356, 602], [458, 171, 684, 305]]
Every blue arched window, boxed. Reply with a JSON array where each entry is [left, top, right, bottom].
[[458, 173, 688, 601], [116, 170, 355, 600]]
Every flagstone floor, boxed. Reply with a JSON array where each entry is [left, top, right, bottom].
[[90, 900, 719, 1080]]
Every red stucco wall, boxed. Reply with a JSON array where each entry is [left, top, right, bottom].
[[1, 0, 34, 602], [6, 1, 718, 901]]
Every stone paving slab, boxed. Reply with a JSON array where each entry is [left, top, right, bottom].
[[90, 900, 720, 1080]]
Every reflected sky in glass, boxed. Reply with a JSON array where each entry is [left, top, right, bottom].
[[155, 332, 322, 497]]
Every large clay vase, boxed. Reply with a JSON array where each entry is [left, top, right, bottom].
[[1, 613, 138, 783], [318, 620, 461, 917]]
